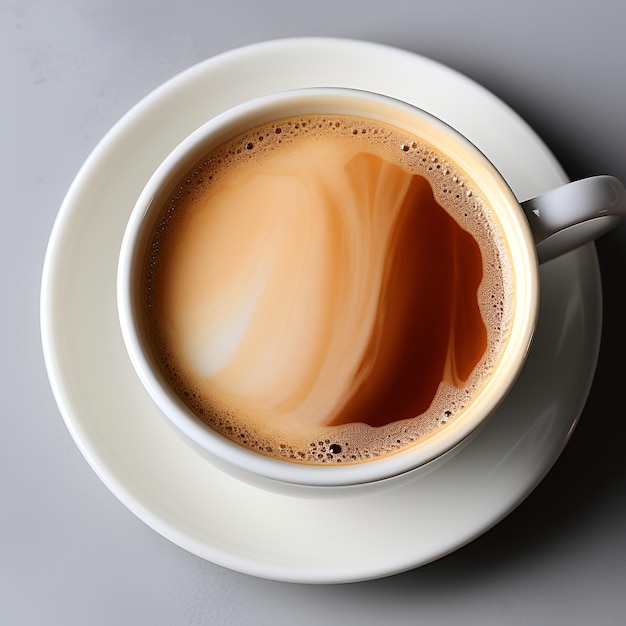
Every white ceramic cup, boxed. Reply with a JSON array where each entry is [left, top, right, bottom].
[[117, 88, 626, 495]]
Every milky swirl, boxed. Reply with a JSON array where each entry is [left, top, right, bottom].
[[144, 115, 511, 464]]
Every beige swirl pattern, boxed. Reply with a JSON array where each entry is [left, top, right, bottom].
[[157, 137, 487, 433]]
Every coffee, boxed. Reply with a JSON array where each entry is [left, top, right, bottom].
[[140, 112, 514, 465]]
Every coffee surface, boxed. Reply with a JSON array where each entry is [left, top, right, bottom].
[[142, 113, 513, 464]]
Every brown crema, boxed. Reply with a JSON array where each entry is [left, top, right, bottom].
[[142, 113, 513, 465]]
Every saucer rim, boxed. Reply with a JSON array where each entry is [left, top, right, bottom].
[[40, 37, 601, 583]]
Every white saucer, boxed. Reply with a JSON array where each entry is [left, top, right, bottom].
[[41, 38, 602, 584]]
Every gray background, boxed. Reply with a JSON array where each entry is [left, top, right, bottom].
[[2, 0, 625, 624]]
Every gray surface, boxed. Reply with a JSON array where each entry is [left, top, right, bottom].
[[2, 0, 625, 624]]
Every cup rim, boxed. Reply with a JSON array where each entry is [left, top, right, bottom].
[[117, 87, 539, 488]]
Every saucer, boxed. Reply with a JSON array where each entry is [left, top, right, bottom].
[[41, 38, 602, 584]]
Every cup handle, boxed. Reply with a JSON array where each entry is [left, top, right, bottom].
[[521, 175, 626, 263]]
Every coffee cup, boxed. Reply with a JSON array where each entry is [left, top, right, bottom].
[[117, 88, 626, 495]]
